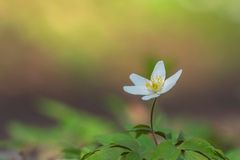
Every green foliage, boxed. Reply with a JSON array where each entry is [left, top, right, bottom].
[[152, 140, 180, 160], [63, 148, 82, 159], [63, 124, 230, 160], [106, 95, 222, 145], [184, 151, 208, 160], [105, 94, 130, 127], [179, 138, 227, 159], [226, 149, 240, 160], [4, 98, 237, 160], [6, 100, 114, 148]]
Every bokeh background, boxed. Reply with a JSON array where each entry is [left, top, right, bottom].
[[0, 0, 240, 159]]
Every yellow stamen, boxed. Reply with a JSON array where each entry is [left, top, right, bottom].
[[146, 76, 164, 92]]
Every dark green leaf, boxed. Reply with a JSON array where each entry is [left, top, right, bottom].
[[184, 151, 209, 160], [154, 131, 167, 139], [176, 131, 185, 146], [129, 124, 152, 138], [110, 144, 132, 151], [81, 149, 100, 160], [133, 124, 151, 130]]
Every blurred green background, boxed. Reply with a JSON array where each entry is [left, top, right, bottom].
[[0, 0, 240, 158]]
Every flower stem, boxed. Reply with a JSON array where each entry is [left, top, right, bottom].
[[150, 98, 158, 146]]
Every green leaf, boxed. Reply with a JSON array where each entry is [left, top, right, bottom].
[[226, 149, 240, 160], [83, 148, 123, 160], [177, 155, 185, 160], [152, 140, 180, 160], [133, 124, 151, 130], [110, 144, 132, 151], [215, 148, 228, 160], [63, 147, 81, 159], [130, 124, 168, 139], [81, 149, 101, 160], [123, 152, 141, 160], [129, 124, 152, 138], [97, 133, 139, 152], [81, 145, 110, 160], [184, 151, 209, 160], [136, 135, 155, 159], [176, 131, 185, 146], [155, 131, 167, 139], [179, 138, 227, 160]]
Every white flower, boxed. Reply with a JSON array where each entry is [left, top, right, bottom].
[[123, 61, 182, 101]]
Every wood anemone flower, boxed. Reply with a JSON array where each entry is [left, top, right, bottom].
[[123, 61, 182, 101]]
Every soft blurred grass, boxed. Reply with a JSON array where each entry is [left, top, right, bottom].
[[5, 99, 115, 149]]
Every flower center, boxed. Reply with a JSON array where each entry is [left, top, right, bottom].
[[146, 76, 164, 92]]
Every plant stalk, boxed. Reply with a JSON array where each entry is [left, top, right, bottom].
[[150, 98, 158, 146]]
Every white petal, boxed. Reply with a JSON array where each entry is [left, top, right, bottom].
[[160, 69, 182, 94], [123, 86, 151, 95], [130, 73, 149, 86], [151, 61, 166, 80], [141, 93, 160, 101]]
